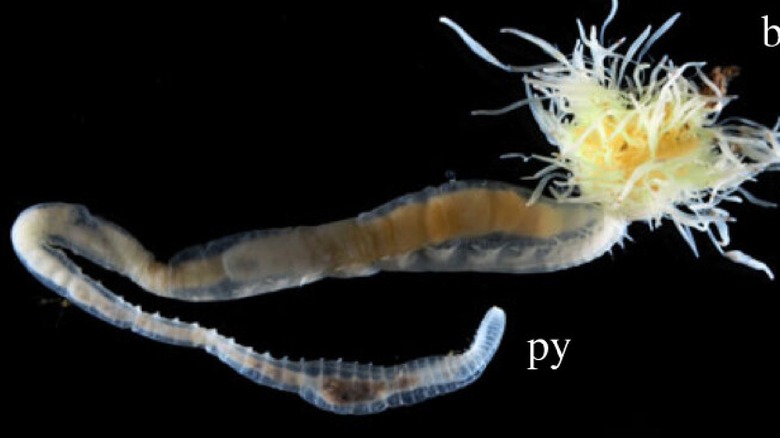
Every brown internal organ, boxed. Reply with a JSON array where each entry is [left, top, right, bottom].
[[320, 373, 420, 406]]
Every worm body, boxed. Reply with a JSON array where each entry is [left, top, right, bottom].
[[13, 181, 620, 413]]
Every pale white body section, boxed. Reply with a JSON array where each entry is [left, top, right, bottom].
[[13, 181, 627, 413]]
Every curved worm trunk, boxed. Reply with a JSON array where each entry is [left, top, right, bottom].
[[12, 180, 625, 414]]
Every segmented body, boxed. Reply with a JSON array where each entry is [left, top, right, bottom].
[[12, 181, 624, 414]]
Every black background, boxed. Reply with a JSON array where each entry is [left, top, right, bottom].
[[7, 1, 778, 434]]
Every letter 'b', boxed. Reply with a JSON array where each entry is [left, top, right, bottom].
[[764, 16, 780, 47]]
